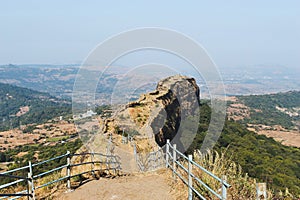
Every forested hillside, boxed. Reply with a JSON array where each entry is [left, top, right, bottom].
[[236, 91, 300, 128], [187, 102, 300, 195], [0, 83, 71, 131]]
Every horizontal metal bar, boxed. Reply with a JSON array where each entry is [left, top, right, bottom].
[[175, 161, 188, 173], [33, 164, 68, 179], [0, 173, 28, 180], [32, 153, 68, 167], [1, 165, 29, 175], [169, 165, 207, 200], [9, 190, 29, 200], [0, 193, 30, 197], [10, 196, 24, 200], [70, 161, 120, 168], [191, 185, 207, 200], [97, 153, 119, 158], [0, 190, 28, 200], [190, 172, 222, 199], [93, 161, 113, 164], [175, 149, 189, 160], [71, 153, 92, 156], [100, 161, 120, 165], [70, 170, 90, 178], [190, 160, 230, 188], [71, 152, 116, 158], [169, 165, 188, 185], [35, 176, 68, 189], [0, 179, 24, 190], [70, 162, 93, 167]]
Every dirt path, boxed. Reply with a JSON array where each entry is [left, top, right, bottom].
[[57, 172, 175, 200]]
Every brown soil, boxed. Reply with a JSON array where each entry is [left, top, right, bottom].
[[56, 171, 176, 200], [227, 102, 251, 121], [0, 120, 77, 151], [257, 130, 300, 148], [15, 106, 30, 116]]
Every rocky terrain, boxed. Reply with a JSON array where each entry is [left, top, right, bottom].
[[96, 75, 201, 153]]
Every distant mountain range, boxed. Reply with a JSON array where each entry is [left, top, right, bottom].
[[0, 64, 79, 98], [0, 64, 299, 99]]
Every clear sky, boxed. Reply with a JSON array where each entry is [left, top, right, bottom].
[[0, 1, 299, 69]]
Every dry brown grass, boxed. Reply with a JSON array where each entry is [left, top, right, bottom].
[[34, 171, 65, 199], [192, 150, 258, 199], [169, 149, 274, 199]]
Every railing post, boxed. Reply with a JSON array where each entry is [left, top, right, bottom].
[[91, 150, 95, 177], [256, 183, 267, 200], [165, 139, 170, 168], [222, 175, 227, 200], [66, 151, 71, 190], [172, 143, 177, 179], [106, 145, 109, 173], [122, 129, 125, 144], [106, 136, 112, 174], [153, 151, 157, 170], [188, 155, 193, 200], [133, 143, 137, 162], [27, 161, 35, 200], [113, 155, 117, 175]]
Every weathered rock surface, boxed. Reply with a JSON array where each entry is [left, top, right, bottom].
[[115, 75, 201, 151]]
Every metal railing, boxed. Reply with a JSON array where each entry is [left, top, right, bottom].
[[134, 147, 165, 172], [0, 151, 121, 200], [165, 140, 231, 200]]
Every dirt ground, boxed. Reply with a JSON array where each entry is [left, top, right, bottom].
[[57, 171, 176, 200], [257, 130, 300, 148]]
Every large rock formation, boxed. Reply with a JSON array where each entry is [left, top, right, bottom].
[[151, 75, 200, 146], [115, 75, 201, 152]]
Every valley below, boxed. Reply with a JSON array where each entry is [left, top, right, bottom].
[[0, 71, 300, 197]]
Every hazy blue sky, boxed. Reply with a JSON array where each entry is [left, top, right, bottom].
[[0, 1, 299, 69]]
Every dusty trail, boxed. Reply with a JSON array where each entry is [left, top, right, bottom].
[[57, 171, 175, 200]]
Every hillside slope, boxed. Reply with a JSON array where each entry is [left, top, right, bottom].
[[0, 82, 71, 131], [228, 91, 300, 129], [188, 102, 300, 195]]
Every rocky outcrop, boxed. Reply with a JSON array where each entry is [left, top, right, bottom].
[[122, 75, 200, 150], [100, 75, 201, 153], [149, 75, 200, 147]]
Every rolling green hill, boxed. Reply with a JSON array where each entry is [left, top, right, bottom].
[[0, 83, 71, 131]]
